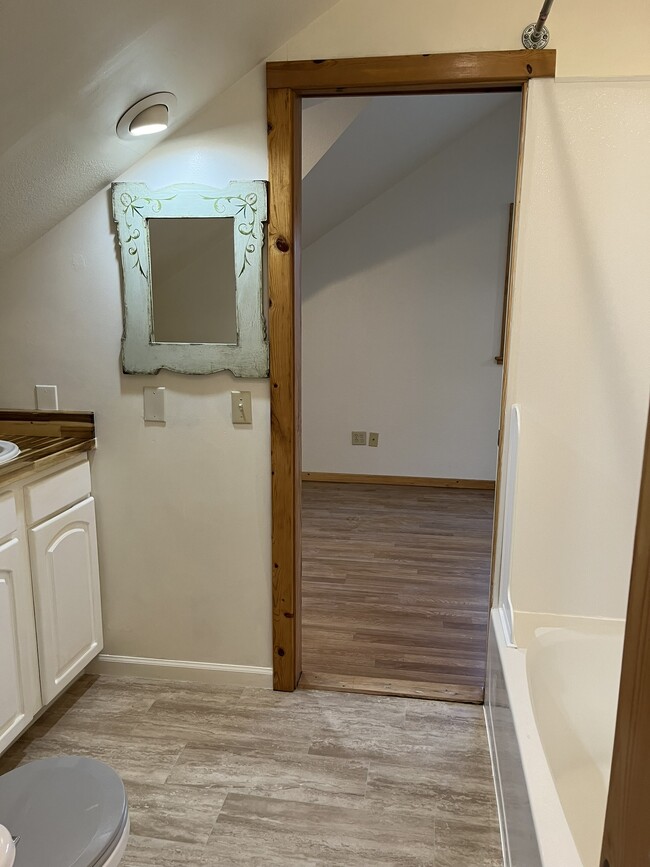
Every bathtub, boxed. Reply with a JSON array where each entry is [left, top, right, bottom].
[[485, 609, 625, 867]]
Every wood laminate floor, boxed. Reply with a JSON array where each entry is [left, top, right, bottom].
[[0, 675, 502, 865], [302, 483, 495, 701]]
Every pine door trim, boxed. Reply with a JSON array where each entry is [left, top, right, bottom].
[[266, 49, 556, 692]]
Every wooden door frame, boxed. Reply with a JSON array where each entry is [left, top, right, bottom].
[[600, 408, 650, 867], [266, 49, 557, 692]]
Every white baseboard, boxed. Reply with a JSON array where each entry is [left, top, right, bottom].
[[88, 654, 273, 688]]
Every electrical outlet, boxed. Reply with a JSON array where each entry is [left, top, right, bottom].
[[368, 432, 379, 447], [351, 431, 367, 446]]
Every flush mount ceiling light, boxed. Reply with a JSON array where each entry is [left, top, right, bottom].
[[116, 92, 177, 140]]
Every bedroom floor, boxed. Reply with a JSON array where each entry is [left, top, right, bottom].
[[0, 674, 502, 866], [302, 482, 495, 701]]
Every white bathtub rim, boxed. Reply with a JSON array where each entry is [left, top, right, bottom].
[[490, 609, 583, 867], [513, 609, 625, 648]]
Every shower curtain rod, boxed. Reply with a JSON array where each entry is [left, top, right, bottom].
[[522, 0, 555, 49]]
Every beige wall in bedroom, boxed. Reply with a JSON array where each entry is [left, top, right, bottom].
[[301, 98, 521, 481], [0, 0, 648, 678]]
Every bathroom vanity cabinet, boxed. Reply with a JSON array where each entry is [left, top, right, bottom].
[[0, 454, 102, 753]]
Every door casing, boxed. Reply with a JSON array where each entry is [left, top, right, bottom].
[[266, 49, 557, 692]]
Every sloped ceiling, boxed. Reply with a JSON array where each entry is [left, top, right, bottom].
[[0, 0, 339, 263], [302, 98, 371, 177], [302, 92, 519, 247]]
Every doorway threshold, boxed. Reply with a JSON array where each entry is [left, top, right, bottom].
[[299, 671, 483, 703]]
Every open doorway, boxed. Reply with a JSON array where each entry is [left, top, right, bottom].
[[266, 51, 556, 695], [299, 92, 521, 701]]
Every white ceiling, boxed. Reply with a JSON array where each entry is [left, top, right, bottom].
[[302, 92, 520, 247], [0, 0, 339, 263]]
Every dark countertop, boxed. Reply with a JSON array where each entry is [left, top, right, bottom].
[[0, 410, 96, 485]]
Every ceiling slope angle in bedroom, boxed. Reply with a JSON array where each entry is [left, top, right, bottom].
[[301, 91, 517, 248], [302, 98, 372, 178]]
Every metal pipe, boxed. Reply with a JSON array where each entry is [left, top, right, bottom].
[[532, 0, 555, 39]]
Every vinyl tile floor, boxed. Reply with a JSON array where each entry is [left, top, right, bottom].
[[0, 675, 503, 866], [302, 483, 495, 699]]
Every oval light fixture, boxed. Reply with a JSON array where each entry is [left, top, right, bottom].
[[116, 92, 177, 140]]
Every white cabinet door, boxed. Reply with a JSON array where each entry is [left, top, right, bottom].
[[0, 536, 41, 753], [29, 497, 103, 704]]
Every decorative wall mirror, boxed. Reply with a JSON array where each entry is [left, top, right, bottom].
[[112, 181, 268, 376]]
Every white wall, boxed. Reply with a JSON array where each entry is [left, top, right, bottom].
[[507, 79, 650, 621], [301, 98, 521, 479], [0, 66, 273, 672], [0, 0, 648, 675]]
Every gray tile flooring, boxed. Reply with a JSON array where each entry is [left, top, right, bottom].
[[0, 676, 503, 865]]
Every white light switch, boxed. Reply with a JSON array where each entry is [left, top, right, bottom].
[[35, 385, 58, 410], [143, 387, 165, 422], [231, 391, 252, 425]]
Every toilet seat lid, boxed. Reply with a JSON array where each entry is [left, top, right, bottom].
[[0, 756, 128, 867]]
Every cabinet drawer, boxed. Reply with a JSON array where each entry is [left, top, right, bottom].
[[25, 461, 91, 526], [0, 493, 18, 542]]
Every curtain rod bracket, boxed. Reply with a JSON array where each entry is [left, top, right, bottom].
[[521, 0, 555, 49], [521, 22, 550, 49]]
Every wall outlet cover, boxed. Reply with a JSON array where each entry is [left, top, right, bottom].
[[369, 432, 379, 447], [351, 431, 367, 445], [35, 385, 58, 411], [143, 387, 165, 423]]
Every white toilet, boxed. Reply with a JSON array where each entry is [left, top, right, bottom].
[[0, 756, 129, 866]]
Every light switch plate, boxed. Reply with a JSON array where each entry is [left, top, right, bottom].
[[369, 432, 379, 447], [143, 387, 165, 422], [35, 385, 58, 411], [232, 391, 252, 425], [351, 431, 367, 445]]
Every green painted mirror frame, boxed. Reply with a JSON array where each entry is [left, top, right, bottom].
[[111, 180, 268, 376]]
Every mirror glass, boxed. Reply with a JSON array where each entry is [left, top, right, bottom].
[[149, 217, 237, 344]]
